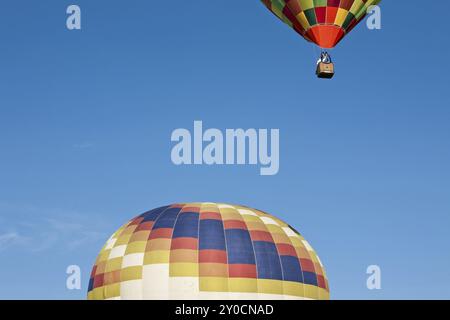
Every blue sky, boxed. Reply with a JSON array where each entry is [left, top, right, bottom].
[[0, 1, 449, 299]]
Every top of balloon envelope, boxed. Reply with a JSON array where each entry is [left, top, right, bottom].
[[87, 203, 329, 300], [261, 0, 381, 49]]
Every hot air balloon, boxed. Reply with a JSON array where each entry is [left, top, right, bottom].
[[88, 203, 329, 300], [261, 0, 381, 78]]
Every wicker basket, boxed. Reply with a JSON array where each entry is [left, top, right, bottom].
[[316, 62, 335, 79]]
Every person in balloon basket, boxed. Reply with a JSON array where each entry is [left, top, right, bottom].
[[316, 51, 335, 79]]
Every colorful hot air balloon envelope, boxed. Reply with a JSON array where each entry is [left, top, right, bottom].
[[261, 0, 382, 48], [88, 203, 330, 300]]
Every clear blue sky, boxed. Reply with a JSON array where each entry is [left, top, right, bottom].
[[0, 1, 449, 299]]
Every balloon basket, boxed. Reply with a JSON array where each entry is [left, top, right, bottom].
[[316, 62, 335, 79]]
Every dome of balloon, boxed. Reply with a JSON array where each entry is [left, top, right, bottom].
[[88, 203, 329, 300], [261, 0, 381, 49]]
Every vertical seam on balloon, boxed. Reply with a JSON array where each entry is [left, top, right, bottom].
[[217, 203, 230, 296], [146, 204, 181, 299], [282, 226, 307, 299], [237, 206, 260, 298], [300, 235, 320, 299], [260, 211, 286, 298], [167, 204, 184, 299], [196, 203, 203, 299], [141, 205, 172, 299], [275, 230, 287, 299]]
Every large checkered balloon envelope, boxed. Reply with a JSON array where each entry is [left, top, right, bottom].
[[88, 203, 329, 300], [261, 0, 381, 48]]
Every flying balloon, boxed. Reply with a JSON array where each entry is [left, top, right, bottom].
[[88, 203, 330, 300], [261, 0, 382, 78]]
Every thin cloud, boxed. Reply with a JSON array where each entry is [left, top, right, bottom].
[[0, 232, 28, 251], [0, 202, 108, 253], [73, 142, 95, 149]]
